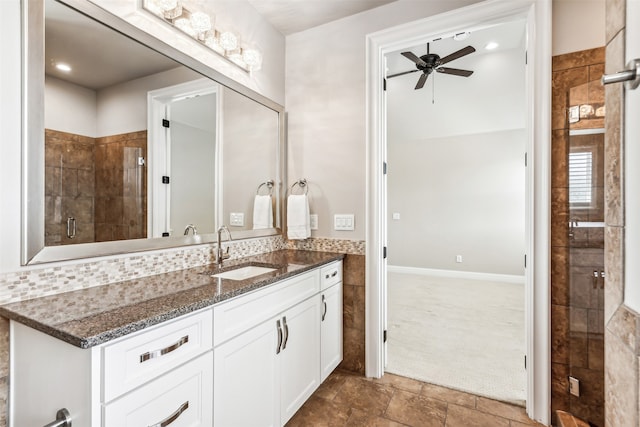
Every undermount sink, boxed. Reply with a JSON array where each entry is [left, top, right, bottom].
[[211, 265, 277, 281]]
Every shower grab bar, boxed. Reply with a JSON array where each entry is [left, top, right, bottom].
[[256, 180, 274, 195], [66, 217, 76, 239]]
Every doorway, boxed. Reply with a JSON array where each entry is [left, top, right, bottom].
[[365, 1, 551, 424], [383, 20, 527, 405]]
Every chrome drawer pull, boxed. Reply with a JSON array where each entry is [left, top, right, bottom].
[[282, 316, 289, 350], [276, 320, 283, 354], [148, 401, 189, 427], [325, 270, 338, 279], [139, 335, 189, 363], [322, 295, 327, 321]]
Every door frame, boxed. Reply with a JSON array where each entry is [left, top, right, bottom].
[[364, 0, 551, 424]]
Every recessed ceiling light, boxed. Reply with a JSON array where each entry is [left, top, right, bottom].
[[55, 63, 72, 72], [453, 32, 470, 41], [485, 42, 499, 50]]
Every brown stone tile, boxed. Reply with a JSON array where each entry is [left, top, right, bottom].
[[0, 376, 6, 427], [285, 395, 352, 427], [551, 362, 569, 412], [420, 383, 476, 409], [569, 334, 588, 368], [604, 226, 624, 324], [343, 284, 355, 329], [340, 326, 365, 374], [475, 397, 531, 424], [588, 336, 604, 371], [605, 0, 625, 44], [552, 67, 589, 130], [604, 31, 624, 227], [552, 129, 569, 189], [384, 389, 446, 427], [369, 372, 423, 394], [604, 328, 639, 427], [551, 187, 569, 247], [607, 305, 637, 350], [551, 246, 569, 306], [552, 48, 605, 72], [344, 254, 365, 286], [0, 318, 7, 379], [445, 404, 509, 427], [346, 409, 408, 427], [314, 369, 349, 400], [552, 304, 570, 363], [333, 376, 394, 415]]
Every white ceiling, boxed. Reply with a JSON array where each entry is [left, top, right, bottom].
[[247, 0, 398, 35]]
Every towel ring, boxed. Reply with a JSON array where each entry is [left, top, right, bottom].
[[290, 179, 308, 195], [256, 180, 274, 196]]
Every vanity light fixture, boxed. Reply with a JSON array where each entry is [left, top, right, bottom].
[[142, 0, 263, 72]]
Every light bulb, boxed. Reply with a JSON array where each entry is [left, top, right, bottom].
[[158, 0, 178, 11], [242, 48, 262, 71], [190, 12, 212, 33], [219, 31, 238, 51], [174, 18, 197, 37]]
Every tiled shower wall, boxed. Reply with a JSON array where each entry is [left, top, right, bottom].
[[603, 0, 640, 425], [44, 129, 148, 245], [0, 236, 364, 425], [551, 46, 605, 426]]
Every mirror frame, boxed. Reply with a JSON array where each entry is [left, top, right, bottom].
[[22, 0, 286, 265]]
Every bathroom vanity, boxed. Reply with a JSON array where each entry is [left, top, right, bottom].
[[1, 250, 343, 427]]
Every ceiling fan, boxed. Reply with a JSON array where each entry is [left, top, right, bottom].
[[387, 43, 476, 90]]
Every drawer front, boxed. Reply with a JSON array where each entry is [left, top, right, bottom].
[[103, 351, 213, 427], [320, 261, 342, 290], [103, 309, 212, 402], [213, 270, 319, 346]]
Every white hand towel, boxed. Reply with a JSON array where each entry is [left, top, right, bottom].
[[253, 195, 273, 230], [287, 194, 311, 240]]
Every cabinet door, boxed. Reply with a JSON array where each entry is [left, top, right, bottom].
[[214, 317, 280, 427], [279, 296, 321, 425], [321, 282, 343, 382]]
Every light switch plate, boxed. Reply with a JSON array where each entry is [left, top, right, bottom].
[[230, 212, 244, 226], [310, 214, 318, 230], [334, 214, 355, 231], [569, 376, 580, 397]]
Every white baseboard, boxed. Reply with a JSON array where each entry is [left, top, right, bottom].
[[387, 265, 525, 284]]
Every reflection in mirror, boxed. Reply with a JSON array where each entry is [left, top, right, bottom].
[[24, 0, 284, 263]]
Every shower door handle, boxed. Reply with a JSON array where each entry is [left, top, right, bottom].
[[601, 59, 640, 90]]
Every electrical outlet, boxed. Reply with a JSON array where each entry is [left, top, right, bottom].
[[569, 376, 580, 397], [456, 255, 463, 263], [310, 214, 318, 230]]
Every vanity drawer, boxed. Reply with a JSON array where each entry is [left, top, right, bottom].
[[320, 261, 342, 290], [102, 309, 212, 402], [213, 270, 319, 346], [103, 351, 213, 427]]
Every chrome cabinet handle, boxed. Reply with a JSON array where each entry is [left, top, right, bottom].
[[325, 270, 338, 279], [322, 295, 327, 321], [276, 319, 283, 354], [66, 217, 76, 239], [282, 316, 289, 350], [139, 335, 189, 363], [148, 401, 189, 427], [602, 58, 640, 90], [43, 408, 72, 427]]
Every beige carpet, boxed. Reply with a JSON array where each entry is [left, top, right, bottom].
[[385, 272, 526, 405]]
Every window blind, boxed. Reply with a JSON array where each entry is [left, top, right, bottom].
[[569, 151, 593, 204]]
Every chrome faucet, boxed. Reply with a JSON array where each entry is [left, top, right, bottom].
[[184, 224, 198, 235], [216, 225, 232, 265]]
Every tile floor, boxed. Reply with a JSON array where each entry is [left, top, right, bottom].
[[286, 370, 546, 427]]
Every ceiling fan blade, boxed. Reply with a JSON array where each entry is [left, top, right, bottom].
[[387, 69, 420, 79], [439, 46, 476, 65], [415, 73, 428, 89], [436, 67, 474, 77], [401, 51, 427, 67]]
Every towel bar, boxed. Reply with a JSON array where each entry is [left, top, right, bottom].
[[256, 180, 274, 195], [290, 178, 308, 195]]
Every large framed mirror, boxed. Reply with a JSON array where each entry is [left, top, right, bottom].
[[22, 0, 285, 264]]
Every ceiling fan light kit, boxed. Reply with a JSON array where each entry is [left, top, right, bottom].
[[387, 42, 476, 90]]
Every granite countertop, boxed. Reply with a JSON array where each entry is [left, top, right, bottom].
[[0, 250, 344, 349]]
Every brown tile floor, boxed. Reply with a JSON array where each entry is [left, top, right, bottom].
[[286, 370, 546, 427]]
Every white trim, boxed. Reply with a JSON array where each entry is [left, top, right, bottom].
[[387, 265, 525, 285], [365, 1, 550, 424]]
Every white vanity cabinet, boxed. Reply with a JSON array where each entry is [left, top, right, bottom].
[[10, 308, 213, 427], [213, 270, 321, 426], [320, 261, 344, 382]]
